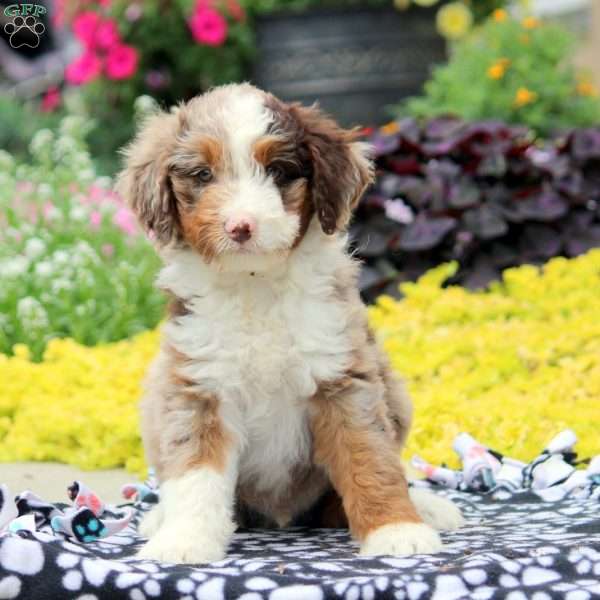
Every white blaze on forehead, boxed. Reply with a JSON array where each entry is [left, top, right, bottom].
[[220, 89, 273, 177], [213, 87, 300, 260]]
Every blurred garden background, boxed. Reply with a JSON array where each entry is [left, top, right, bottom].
[[1, 0, 599, 479]]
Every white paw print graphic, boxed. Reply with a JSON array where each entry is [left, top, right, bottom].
[[4, 15, 45, 49]]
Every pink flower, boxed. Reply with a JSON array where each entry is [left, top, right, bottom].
[[72, 11, 101, 47], [384, 198, 414, 225], [90, 210, 102, 229], [226, 0, 245, 22], [16, 182, 34, 193], [101, 243, 115, 257], [27, 205, 39, 223], [105, 44, 139, 80], [52, 0, 66, 27], [188, 6, 228, 47], [113, 207, 137, 236], [43, 202, 55, 218], [95, 19, 121, 50], [145, 69, 171, 90], [86, 185, 104, 203], [125, 3, 143, 22], [43, 202, 60, 221], [41, 86, 61, 112], [65, 51, 102, 85]]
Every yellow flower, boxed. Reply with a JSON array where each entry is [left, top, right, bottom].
[[0, 329, 160, 477], [1, 252, 600, 475], [577, 78, 599, 97], [413, 0, 439, 5], [380, 121, 400, 135], [514, 87, 538, 107], [12, 344, 30, 360], [369, 250, 600, 467], [436, 2, 473, 39], [492, 8, 508, 22], [487, 58, 510, 80], [522, 16, 540, 29]]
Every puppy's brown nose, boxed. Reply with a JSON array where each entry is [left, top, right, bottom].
[[225, 216, 255, 243], [230, 223, 251, 243]]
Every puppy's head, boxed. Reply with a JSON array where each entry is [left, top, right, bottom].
[[117, 83, 373, 272]]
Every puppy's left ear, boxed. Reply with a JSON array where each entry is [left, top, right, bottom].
[[295, 104, 374, 234]]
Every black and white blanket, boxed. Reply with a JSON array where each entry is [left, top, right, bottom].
[[1, 430, 599, 600], [1, 489, 600, 600]]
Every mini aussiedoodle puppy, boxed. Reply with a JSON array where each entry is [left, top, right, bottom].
[[118, 83, 464, 564]]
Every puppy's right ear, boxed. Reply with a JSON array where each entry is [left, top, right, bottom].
[[116, 111, 181, 245]]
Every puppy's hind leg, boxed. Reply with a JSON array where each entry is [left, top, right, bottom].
[[409, 488, 465, 531]]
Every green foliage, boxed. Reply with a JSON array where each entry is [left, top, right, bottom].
[[0, 117, 164, 361], [400, 14, 600, 135], [0, 96, 61, 160], [467, 0, 506, 22]]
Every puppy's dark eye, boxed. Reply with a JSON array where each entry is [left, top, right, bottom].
[[195, 167, 213, 183], [268, 163, 301, 186], [266, 164, 286, 182]]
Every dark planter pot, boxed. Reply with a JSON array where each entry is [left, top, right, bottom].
[[252, 5, 446, 128]]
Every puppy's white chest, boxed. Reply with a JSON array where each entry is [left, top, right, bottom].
[[176, 279, 350, 400], [159, 239, 356, 492], [167, 278, 352, 491]]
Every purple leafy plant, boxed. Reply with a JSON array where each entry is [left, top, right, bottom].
[[353, 118, 600, 301]]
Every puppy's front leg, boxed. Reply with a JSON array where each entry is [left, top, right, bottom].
[[138, 393, 237, 564], [310, 380, 443, 556]]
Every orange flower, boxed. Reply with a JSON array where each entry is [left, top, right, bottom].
[[487, 59, 510, 80], [514, 87, 538, 107], [488, 65, 504, 80], [522, 16, 539, 29], [577, 81, 599, 97], [493, 8, 508, 22], [380, 121, 400, 135]]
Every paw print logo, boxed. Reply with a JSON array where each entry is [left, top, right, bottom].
[[4, 15, 45, 49]]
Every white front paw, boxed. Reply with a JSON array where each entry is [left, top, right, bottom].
[[138, 504, 164, 538], [359, 522, 444, 557], [409, 488, 465, 531], [137, 519, 233, 564], [138, 531, 227, 564]]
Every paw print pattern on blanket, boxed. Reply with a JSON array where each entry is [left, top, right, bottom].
[[1, 487, 600, 599], [3, 16, 45, 49], [2, 432, 599, 599]]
